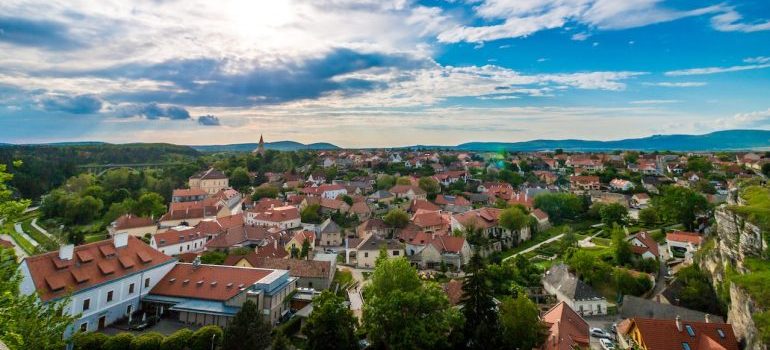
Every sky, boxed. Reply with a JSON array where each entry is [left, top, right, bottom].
[[1, 0, 769, 148]]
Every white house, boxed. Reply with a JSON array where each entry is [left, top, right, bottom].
[[666, 231, 703, 263], [610, 178, 635, 191], [245, 206, 301, 230], [542, 264, 608, 317], [150, 226, 208, 256], [18, 233, 176, 338]]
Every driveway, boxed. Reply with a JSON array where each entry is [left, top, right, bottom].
[[502, 233, 564, 262]]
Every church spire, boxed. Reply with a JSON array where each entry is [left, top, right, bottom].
[[256, 134, 265, 156]]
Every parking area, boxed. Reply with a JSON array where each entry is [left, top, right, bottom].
[[585, 316, 619, 349]]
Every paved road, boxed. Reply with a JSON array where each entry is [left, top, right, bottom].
[[14, 222, 39, 247], [502, 233, 565, 262], [0, 233, 27, 258]]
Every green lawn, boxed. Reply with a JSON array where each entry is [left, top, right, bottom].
[[85, 233, 109, 243], [3, 223, 36, 255], [498, 224, 569, 260], [20, 215, 59, 252]]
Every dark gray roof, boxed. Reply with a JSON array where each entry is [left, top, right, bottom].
[[358, 234, 403, 251], [320, 219, 341, 234], [543, 264, 605, 301], [620, 295, 724, 323]]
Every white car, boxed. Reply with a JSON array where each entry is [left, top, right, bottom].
[[590, 327, 610, 339], [599, 338, 615, 350]]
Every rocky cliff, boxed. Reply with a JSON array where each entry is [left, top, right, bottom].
[[699, 205, 767, 350]]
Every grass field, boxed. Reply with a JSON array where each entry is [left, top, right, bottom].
[[3, 222, 36, 255]]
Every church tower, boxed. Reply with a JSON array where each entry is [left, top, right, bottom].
[[255, 134, 265, 156]]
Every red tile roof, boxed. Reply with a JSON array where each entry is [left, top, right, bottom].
[[153, 227, 206, 248], [172, 188, 208, 197], [113, 214, 155, 230], [430, 235, 466, 254], [409, 199, 440, 213], [226, 256, 331, 279], [389, 184, 426, 195], [667, 231, 703, 245], [631, 231, 660, 257], [541, 302, 590, 350], [149, 263, 274, 301], [443, 279, 463, 306], [251, 206, 300, 223], [624, 318, 738, 350], [22, 236, 174, 301], [453, 208, 503, 229], [532, 208, 549, 221]]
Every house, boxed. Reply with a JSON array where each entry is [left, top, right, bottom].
[[143, 262, 297, 327], [443, 279, 464, 306], [389, 185, 427, 201], [211, 188, 243, 212], [569, 175, 601, 193], [108, 214, 157, 237], [540, 302, 590, 350], [432, 170, 467, 186], [666, 231, 703, 262], [356, 218, 390, 239], [411, 211, 450, 234], [628, 231, 660, 260], [225, 256, 334, 290], [204, 225, 275, 251], [530, 209, 551, 231], [610, 178, 635, 191], [408, 199, 441, 214], [620, 317, 738, 350], [245, 206, 301, 230], [189, 168, 229, 195], [159, 200, 229, 228], [307, 172, 326, 186], [302, 184, 347, 199], [542, 264, 608, 316], [349, 201, 372, 220], [172, 188, 209, 203], [434, 194, 471, 213], [451, 208, 530, 248], [368, 190, 395, 204], [631, 193, 650, 208], [346, 234, 404, 268], [619, 295, 724, 324], [317, 218, 343, 247], [150, 226, 208, 256], [407, 234, 471, 271], [18, 233, 176, 337], [285, 230, 316, 254], [318, 198, 350, 215]]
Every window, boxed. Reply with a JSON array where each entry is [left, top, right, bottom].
[[717, 329, 725, 339], [685, 325, 695, 337], [393, 250, 399, 256], [364, 252, 369, 258], [107, 290, 114, 302], [129, 283, 135, 294], [126, 305, 132, 315], [144, 278, 150, 288], [80, 323, 88, 332], [82, 298, 90, 311], [682, 342, 691, 350]]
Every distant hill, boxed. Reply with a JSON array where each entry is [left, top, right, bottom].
[[191, 141, 340, 152], [454, 130, 770, 152]]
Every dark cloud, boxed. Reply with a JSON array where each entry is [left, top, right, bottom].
[[113, 102, 191, 120], [197, 114, 220, 126], [40, 94, 102, 114], [0, 16, 83, 50], [85, 48, 428, 107]]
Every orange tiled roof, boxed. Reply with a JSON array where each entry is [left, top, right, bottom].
[[149, 263, 274, 301], [624, 318, 738, 350], [541, 302, 590, 350]]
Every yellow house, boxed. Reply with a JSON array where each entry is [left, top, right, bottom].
[[189, 168, 229, 195], [285, 230, 316, 254]]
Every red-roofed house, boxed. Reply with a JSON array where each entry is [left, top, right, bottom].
[[108, 214, 157, 237], [629, 231, 660, 260], [621, 317, 738, 350], [285, 230, 316, 254], [19, 233, 176, 337], [667, 231, 704, 262], [540, 301, 590, 350], [570, 175, 601, 193], [150, 226, 208, 256], [245, 206, 301, 229], [434, 194, 471, 213], [390, 185, 427, 201]]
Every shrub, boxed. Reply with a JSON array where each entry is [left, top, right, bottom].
[[161, 328, 193, 350], [189, 325, 223, 350], [73, 331, 109, 350], [103, 333, 135, 350], [130, 332, 164, 350]]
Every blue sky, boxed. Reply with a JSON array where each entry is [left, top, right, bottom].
[[0, 0, 769, 147]]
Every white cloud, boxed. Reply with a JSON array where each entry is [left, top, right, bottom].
[[571, 32, 591, 41], [713, 108, 770, 129], [644, 82, 707, 87], [630, 99, 681, 104], [665, 62, 770, 76], [744, 56, 770, 64], [711, 7, 770, 33]]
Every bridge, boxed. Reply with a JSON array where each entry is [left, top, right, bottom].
[[77, 162, 187, 176]]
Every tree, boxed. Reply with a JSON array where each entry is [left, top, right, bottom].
[[73, 331, 109, 350], [559, 229, 578, 252], [301, 203, 321, 224], [161, 328, 193, 350], [395, 176, 412, 185], [223, 300, 271, 350], [376, 175, 395, 190], [135, 192, 166, 218], [762, 163, 770, 177], [687, 156, 713, 174], [200, 251, 226, 265], [611, 225, 633, 266], [498, 294, 548, 350], [229, 167, 252, 192], [599, 203, 628, 226], [300, 238, 311, 259], [638, 207, 659, 227], [418, 177, 440, 199], [499, 206, 528, 233], [251, 185, 279, 201], [652, 186, 709, 230], [533, 192, 583, 223], [303, 291, 358, 350], [189, 325, 223, 350], [362, 258, 462, 350], [270, 330, 291, 350], [461, 252, 498, 349], [340, 194, 353, 206], [383, 208, 409, 229]]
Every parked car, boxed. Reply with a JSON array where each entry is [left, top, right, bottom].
[[599, 338, 615, 350], [590, 327, 611, 339]]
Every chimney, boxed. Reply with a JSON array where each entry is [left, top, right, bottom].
[[705, 314, 711, 323], [274, 239, 278, 249], [675, 315, 682, 332], [114, 232, 129, 248], [59, 244, 75, 261]]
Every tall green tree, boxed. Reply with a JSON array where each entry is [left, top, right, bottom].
[[134, 192, 166, 218], [418, 177, 440, 200], [383, 208, 409, 229], [652, 186, 709, 230], [303, 291, 358, 350], [611, 225, 633, 266], [533, 192, 583, 223], [229, 167, 252, 192], [498, 294, 548, 350], [300, 238, 311, 259], [499, 206, 529, 238], [223, 300, 271, 350], [599, 202, 628, 226], [460, 252, 498, 349], [362, 258, 462, 350]]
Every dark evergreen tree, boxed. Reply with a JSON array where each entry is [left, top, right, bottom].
[[222, 300, 271, 350], [303, 291, 358, 350], [460, 250, 499, 349]]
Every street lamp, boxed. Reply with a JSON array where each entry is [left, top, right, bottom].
[[211, 334, 217, 350]]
